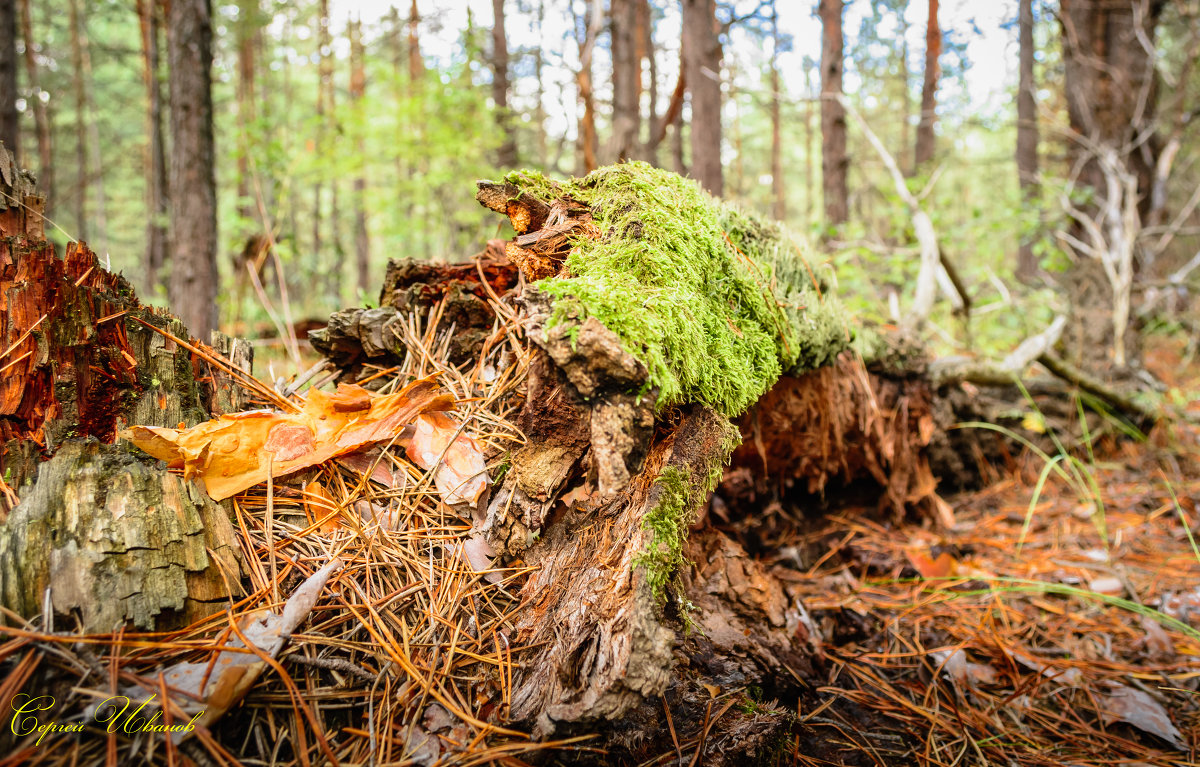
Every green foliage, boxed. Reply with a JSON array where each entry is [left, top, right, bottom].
[[507, 162, 849, 416]]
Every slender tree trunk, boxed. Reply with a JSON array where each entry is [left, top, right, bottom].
[[19, 0, 51, 207], [805, 65, 815, 226], [914, 0, 940, 170], [137, 0, 168, 293], [68, 0, 87, 241], [819, 0, 848, 227], [681, 0, 722, 196], [1016, 0, 1039, 280], [166, 0, 219, 337], [641, 0, 658, 164], [76, 0, 108, 255], [491, 0, 517, 167], [311, 0, 330, 271], [671, 45, 686, 176], [235, 0, 259, 227], [408, 0, 423, 85], [577, 0, 602, 173], [350, 18, 370, 296], [609, 0, 640, 162], [0, 0, 17, 155], [534, 0, 547, 160], [898, 9, 912, 177], [770, 1, 784, 222]]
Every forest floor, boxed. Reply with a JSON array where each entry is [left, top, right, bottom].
[[757, 337, 1200, 766]]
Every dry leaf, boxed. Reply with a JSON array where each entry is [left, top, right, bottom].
[[906, 549, 957, 580], [123, 376, 453, 500], [930, 648, 998, 688], [1095, 683, 1187, 751], [406, 411, 490, 507]]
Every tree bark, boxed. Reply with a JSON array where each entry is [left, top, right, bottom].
[[18, 0, 51, 209], [166, 0, 219, 338], [0, 0, 16, 157], [68, 0, 87, 241], [682, 0, 722, 197], [350, 18, 371, 296], [235, 0, 260, 227], [576, 0, 602, 173], [1059, 0, 1165, 370], [311, 0, 330, 274], [1016, 0, 1039, 280], [819, 0, 848, 227], [770, 1, 785, 222], [914, 0, 940, 171], [609, 0, 641, 162], [137, 0, 169, 294], [491, 0, 517, 168], [0, 145, 249, 631]]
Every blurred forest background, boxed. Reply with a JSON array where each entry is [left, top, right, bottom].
[[5, 0, 1199, 377]]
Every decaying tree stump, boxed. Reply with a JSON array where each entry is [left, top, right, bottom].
[[309, 163, 975, 758], [0, 146, 249, 632]]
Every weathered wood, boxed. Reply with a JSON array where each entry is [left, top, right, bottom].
[[0, 441, 242, 631], [0, 153, 249, 632]]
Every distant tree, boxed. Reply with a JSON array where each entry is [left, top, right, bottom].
[[575, 0, 603, 173], [166, 0, 218, 337], [137, 0, 168, 292], [0, 0, 17, 156], [1016, 0, 1038, 280], [68, 0, 90, 241], [610, 0, 640, 161], [349, 17, 370, 294], [914, 0, 940, 170], [19, 0, 50, 208], [682, 0, 722, 196], [1058, 0, 1165, 369], [769, 0, 784, 222], [819, 0, 848, 227], [491, 0, 517, 167]]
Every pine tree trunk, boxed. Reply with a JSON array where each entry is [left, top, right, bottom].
[[166, 0, 219, 337], [609, 0, 640, 162], [0, 0, 17, 154], [576, 0, 602, 174], [350, 18, 371, 296], [682, 0, 722, 197], [1016, 0, 1039, 280], [819, 0, 848, 227], [491, 0, 517, 168], [770, 1, 785, 222], [137, 0, 169, 294], [914, 0, 940, 170], [68, 0, 87, 241], [18, 0, 51, 209]]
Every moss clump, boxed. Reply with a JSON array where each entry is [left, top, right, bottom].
[[635, 419, 741, 607], [634, 466, 693, 605], [506, 163, 849, 417]]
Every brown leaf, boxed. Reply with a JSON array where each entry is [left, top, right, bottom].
[[1095, 683, 1187, 751]]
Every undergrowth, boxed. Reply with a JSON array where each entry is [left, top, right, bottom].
[[506, 163, 850, 416]]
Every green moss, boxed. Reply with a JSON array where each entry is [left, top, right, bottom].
[[635, 419, 741, 607], [634, 465, 692, 605], [505, 163, 850, 417]]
